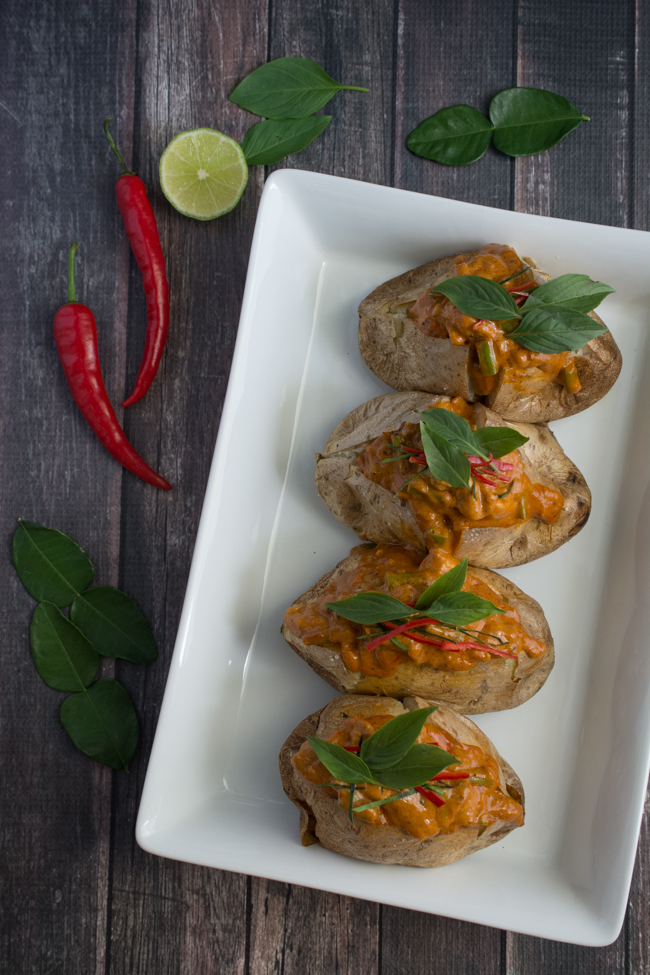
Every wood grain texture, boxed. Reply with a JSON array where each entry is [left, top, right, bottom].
[[106, 0, 265, 972], [0, 0, 134, 971], [0, 0, 648, 972], [395, 0, 517, 208], [249, 879, 379, 975], [381, 910, 503, 975], [514, 0, 636, 224]]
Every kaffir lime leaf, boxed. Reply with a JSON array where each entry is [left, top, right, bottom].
[[159, 128, 248, 220]]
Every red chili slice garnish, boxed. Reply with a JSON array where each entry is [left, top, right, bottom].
[[343, 745, 360, 753], [415, 786, 446, 807]]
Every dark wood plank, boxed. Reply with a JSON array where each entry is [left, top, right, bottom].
[[0, 0, 136, 971], [249, 880, 379, 975], [395, 0, 517, 208], [633, 0, 650, 231], [506, 933, 626, 974], [514, 0, 636, 224], [381, 911, 503, 975], [267, 0, 395, 184], [105, 1, 265, 972]]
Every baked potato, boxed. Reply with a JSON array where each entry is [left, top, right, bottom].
[[280, 694, 525, 866], [282, 541, 554, 713], [315, 390, 591, 568], [358, 243, 621, 422]]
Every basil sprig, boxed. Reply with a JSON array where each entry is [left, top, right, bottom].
[[240, 116, 331, 165], [230, 57, 368, 167], [12, 520, 159, 770], [432, 273, 613, 353], [385, 407, 528, 491], [307, 706, 459, 806], [325, 556, 504, 629], [230, 57, 368, 119], [408, 87, 589, 166]]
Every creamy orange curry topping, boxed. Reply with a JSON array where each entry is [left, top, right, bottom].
[[283, 543, 546, 678], [408, 243, 575, 396], [292, 713, 524, 839], [355, 399, 563, 553]]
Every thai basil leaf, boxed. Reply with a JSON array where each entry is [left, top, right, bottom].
[[420, 424, 471, 489], [307, 737, 376, 784], [406, 105, 492, 166], [372, 743, 459, 791], [12, 519, 94, 607], [509, 305, 608, 353], [471, 426, 528, 459], [490, 87, 588, 157], [427, 591, 504, 626], [522, 273, 615, 313], [361, 707, 436, 770], [30, 602, 99, 692], [241, 116, 331, 165], [418, 408, 480, 458], [415, 559, 468, 610], [70, 587, 158, 665], [431, 276, 520, 322], [229, 57, 368, 119], [325, 592, 413, 625], [60, 678, 139, 771]]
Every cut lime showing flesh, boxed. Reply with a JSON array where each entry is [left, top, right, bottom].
[[159, 128, 248, 220]]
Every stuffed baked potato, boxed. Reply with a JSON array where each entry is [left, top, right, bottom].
[[358, 243, 621, 422], [315, 391, 590, 568], [280, 694, 525, 866], [282, 541, 554, 713]]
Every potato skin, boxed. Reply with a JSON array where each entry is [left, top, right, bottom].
[[315, 391, 591, 569], [279, 694, 525, 866], [358, 250, 622, 422], [281, 548, 554, 714]]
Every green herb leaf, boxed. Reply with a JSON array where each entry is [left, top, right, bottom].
[[415, 559, 468, 610], [307, 737, 376, 784], [418, 408, 481, 457], [30, 602, 99, 692], [352, 789, 418, 812], [522, 273, 615, 313], [12, 519, 94, 607], [241, 116, 331, 165], [427, 591, 504, 626], [509, 305, 608, 353], [406, 105, 492, 166], [490, 87, 588, 157], [361, 707, 436, 770], [325, 592, 413, 625], [471, 426, 529, 459], [60, 678, 139, 771], [229, 57, 368, 120], [372, 743, 459, 791], [420, 424, 471, 489], [432, 275, 521, 322], [70, 587, 158, 665]]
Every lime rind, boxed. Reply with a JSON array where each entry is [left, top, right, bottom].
[[159, 127, 248, 220]]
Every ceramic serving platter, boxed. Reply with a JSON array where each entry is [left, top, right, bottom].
[[136, 169, 650, 946]]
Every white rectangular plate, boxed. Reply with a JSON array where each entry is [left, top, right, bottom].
[[137, 170, 650, 946]]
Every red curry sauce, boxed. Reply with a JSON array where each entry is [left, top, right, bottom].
[[292, 713, 524, 839], [355, 398, 563, 554], [283, 543, 546, 678], [408, 243, 575, 397]]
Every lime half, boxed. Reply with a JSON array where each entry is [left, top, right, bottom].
[[159, 128, 248, 220]]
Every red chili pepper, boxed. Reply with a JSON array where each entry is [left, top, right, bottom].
[[104, 119, 169, 408], [53, 244, 172, 491], [415, 786, 446, 808]]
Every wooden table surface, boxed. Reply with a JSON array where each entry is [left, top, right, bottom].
[[1, 0, 648, 971]]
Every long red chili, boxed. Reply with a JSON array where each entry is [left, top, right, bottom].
[[53, 244, 172, 491], [104, 119, 169, 408]]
